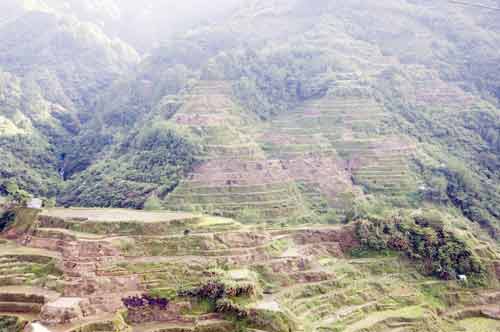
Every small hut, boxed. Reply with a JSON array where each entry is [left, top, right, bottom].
[[27, 198, 43, 209]]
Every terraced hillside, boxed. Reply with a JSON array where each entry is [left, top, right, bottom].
[[260, 74, 418, 203], [0, 208, 498, 332], [0, 0, 498, 237], [163, 75, 420, 221], [164, 80, 309, 222], [1, 1, 500, 330], [127, 0, 498, 230]]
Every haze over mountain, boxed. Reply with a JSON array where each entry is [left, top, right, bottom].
[[0, 1, 499, 332], [2, 0, 498, 237], [0, 0, 244, 52]]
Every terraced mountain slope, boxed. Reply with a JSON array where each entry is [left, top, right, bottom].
[[162, 76, 415, 221], [163, 80, 309, 221], [0, 208, 498, 332], [0, 1, 500, 330], [0, 0, 498, 238]]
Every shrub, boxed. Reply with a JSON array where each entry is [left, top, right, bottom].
[[215, 299, 248, 319], [354, 214, 486, 282], [178, 280, 255, 301], [178, 281, 226, 300], [144, 195, 162, 211], [122, 294, 169, 310]]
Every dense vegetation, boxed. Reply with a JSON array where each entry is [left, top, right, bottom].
[[178, 280, 255, 301], [177, 280, 294, 331], [0, 315, 26, 332], [375, 68, 500, 238], [0, 6, 138, 199], [355, 212, 486, 283], [0, 0, 498, 241], [60, 123, 200, 208], [122, 294, 169, 311], [0, 3, 499, 332]]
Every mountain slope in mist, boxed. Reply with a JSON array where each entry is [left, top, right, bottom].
[[0, 0, 499, 240]]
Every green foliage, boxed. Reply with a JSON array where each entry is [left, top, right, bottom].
[[245, 309, 297, 332], [376, 68, 500, 239], [178, 280, 255, 302], [439, 163, 499, 239], [0, 10, 138, 200], [0, 180, 31, 206], [143, 195, 162, 211], [178, 279, 292, 332], [61, 123, 199, 208], [236, 208, 262, 224], [318, 209, 343, 224], [350, 247, 397, 258], [212, 46, 334, 119], [355, 213, 486, 282], [0, 135, 59, 198], [148, 288, 177, 300], [44, 197, 56, 208], [215, 298, 248, 319], [0, 315, 27, 332], [28, 261, 62, 279]]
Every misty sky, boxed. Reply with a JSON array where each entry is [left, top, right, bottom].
[[116, 0, 245, 50], [0, 0, 248, 52]]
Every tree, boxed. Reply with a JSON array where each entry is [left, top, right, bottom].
[[3, 181, 31, 206], [144, 195, 162, 211]]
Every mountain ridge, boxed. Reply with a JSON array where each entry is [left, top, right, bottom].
[[0, 0, 499, 239], [0, 1, 499, 332]]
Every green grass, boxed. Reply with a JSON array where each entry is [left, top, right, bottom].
[[455, 318, 500, 332], [419, 283, 449, 310], [331, 305, 426, 332], [349, 248, 399, 258]]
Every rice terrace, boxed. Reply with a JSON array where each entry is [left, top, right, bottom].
[[0, 0, 499, 332]]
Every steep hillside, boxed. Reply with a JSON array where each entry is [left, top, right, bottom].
[[1, 0, 499, 237], [0, 8, 138, 196], [52, 0, 500, 237], [0, 2, 499, 331], [0, 207, 498, 332]]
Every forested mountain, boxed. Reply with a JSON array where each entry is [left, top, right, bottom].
[[1, 2, 500, 332], [0, 0, 499, 241], [0, 4, 138, 196]]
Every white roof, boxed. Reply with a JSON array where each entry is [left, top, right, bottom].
[[28, 198, 43, 208]]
